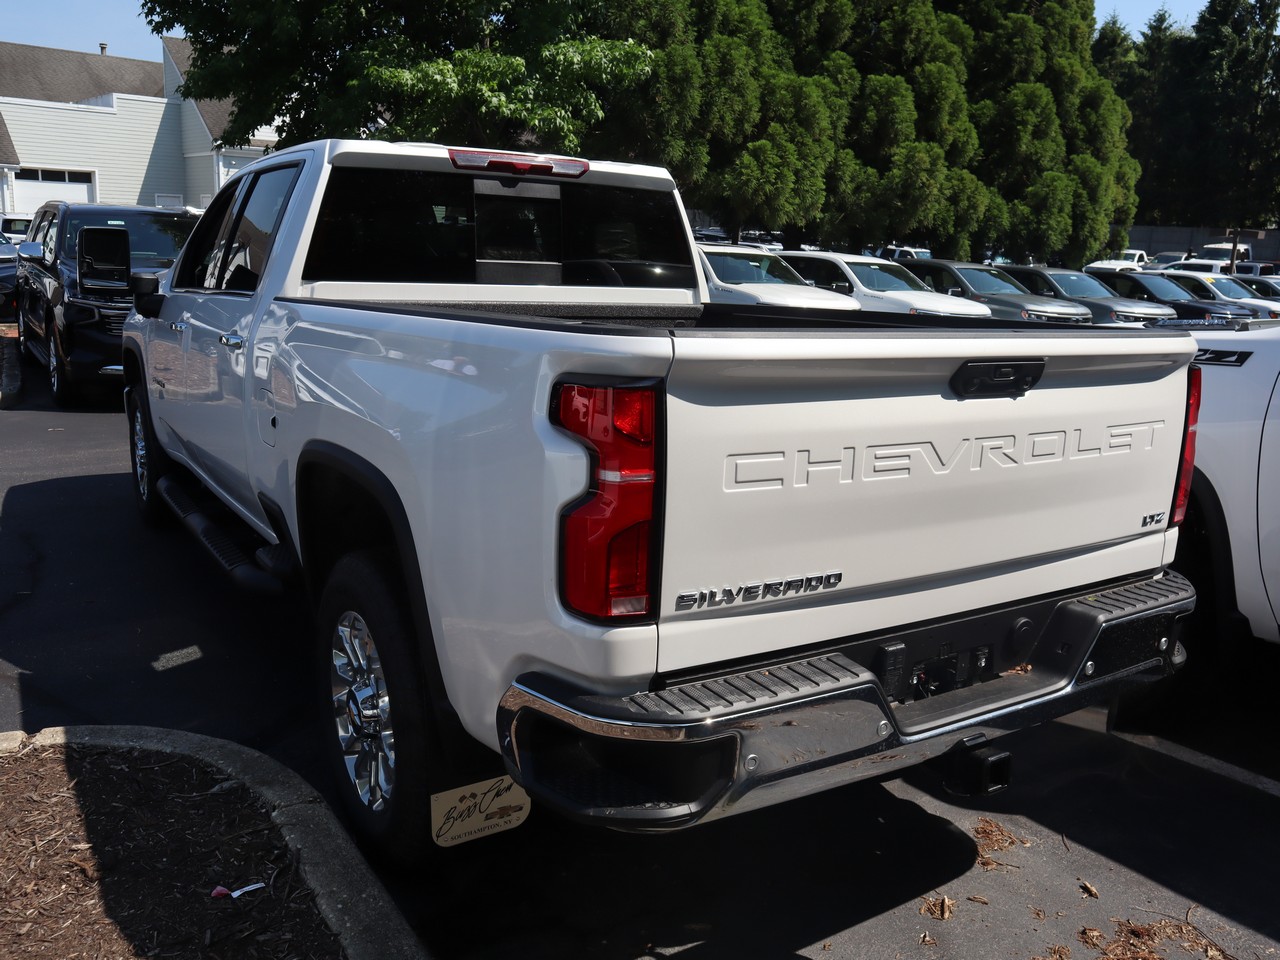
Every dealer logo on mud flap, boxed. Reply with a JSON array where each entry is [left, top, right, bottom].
[[430, 776, 530, 847]]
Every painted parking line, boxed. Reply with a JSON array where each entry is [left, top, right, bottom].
[[150, 645, 203, 672]]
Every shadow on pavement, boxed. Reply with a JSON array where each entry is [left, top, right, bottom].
[[905, 711, 1280, 944], [396, 778, 978, 960], [0, 472, 323, 788]]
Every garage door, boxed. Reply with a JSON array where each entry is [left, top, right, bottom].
[[14, 169, 95, 210]]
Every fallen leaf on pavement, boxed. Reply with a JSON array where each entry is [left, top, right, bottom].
[[919, 932, 937, 946], [1077, 927, 1105, 949], [967, 895, 989, 905], [1078, 879, 1100, 899], [919, 896, 955, 921]]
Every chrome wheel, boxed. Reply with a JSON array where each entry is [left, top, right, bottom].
[[132, 405, 150, 501], [330, 610, 395, 812]]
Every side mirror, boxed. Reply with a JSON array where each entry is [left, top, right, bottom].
[[78, 226, 131, 294], [947, 286, 965, 297], [131, 271, 166, 318], [16, 241, 43, 260], [833, 281, 852, 295]]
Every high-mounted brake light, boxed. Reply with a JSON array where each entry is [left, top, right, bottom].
[[449, 148, 589, 178], [554, 382, 659, 620], [1170, 364, 1200, 526]]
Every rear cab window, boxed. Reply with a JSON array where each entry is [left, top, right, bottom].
[[299, 162, 699, 309]]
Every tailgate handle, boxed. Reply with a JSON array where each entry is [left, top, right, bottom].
[[950, 359, 1045, 398]]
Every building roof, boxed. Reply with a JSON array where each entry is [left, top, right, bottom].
[[0, 115, 17, 166], [162, 36, 247, 145], [0, 41, 163, 102]]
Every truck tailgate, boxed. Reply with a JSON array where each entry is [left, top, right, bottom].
[[657, 329, 1195, 672]]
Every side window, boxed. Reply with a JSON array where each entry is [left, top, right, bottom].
[[911, 265, 941, 292], [806, 259, 847, 290], [786, 258, 819, 283], [173, 165, 300, 293], [1024, 273, 1053, 296], [28, 212, 51, 249], [1112, 276, 1135, 298], [174, 183, 240, 289], [1178, 277, 1210, 298], [42, 214, 59, 263], [217, 165, 300, 292]]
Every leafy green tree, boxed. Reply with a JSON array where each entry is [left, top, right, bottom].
[[940, 0, 1137, 263], [142, 0, 654, 151], [1182, 0, 1280, 227]]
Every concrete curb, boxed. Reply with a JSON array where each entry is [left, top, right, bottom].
[[2, 725, 429, 960], [0, 325, 20, 409]]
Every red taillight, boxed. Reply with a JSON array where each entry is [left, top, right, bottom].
[[554, 382, 658, 620], [1171, 364, 1200, 526], [448, 148, 589, 178]]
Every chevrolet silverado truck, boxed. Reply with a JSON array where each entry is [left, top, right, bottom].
[[119, 139, 1199, 864], [1161, 319, 1280, 653]]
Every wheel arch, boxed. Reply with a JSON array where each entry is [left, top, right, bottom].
[[1178, 466, 1247, 635], [295, 441, 477, 764]]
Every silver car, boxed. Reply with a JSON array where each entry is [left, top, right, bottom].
[[899, 259, 1093, 323], [1001, 265, 1176, 326], [1156, 270, 1280, 319]]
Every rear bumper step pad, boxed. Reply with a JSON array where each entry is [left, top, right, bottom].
[[497, 571, 1194, 829]]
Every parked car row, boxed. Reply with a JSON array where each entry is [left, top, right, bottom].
[[10, 200, 200, 405], [700, 244, 1224, 328], [13, 204, 1279, 414]]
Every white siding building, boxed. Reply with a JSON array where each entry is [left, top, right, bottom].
[[0, 38, 275, 219]]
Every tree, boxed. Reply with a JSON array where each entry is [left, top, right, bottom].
[[1182, 0, 1280, 227], [586, 0, 849, 237], [142, 0, 654, 152]]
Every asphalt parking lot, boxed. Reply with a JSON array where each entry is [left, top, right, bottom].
[[1, 341, 1277, 959]]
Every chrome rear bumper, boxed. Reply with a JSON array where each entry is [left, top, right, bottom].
[[497, 571, 1194, 830]]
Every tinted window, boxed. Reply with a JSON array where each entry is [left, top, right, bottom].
[[302, 167, 696, 289], [61, 209, 198, 268], [174, 183, 241, 289], [903, 263, 948, 291], [217, 165, 300, 291], [1133, 275, 1195, 300], [174, 166, 299, 292], [795, 258, 848, 290], [1170, 275, 1212, 298], [1005, 270, 1055, 296]]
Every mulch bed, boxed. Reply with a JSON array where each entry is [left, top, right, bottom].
[[0, 741, 346, 958]]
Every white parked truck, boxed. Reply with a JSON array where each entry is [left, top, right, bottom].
[[1167, 319, 1280, 649], [118, 139, 1199, 864]]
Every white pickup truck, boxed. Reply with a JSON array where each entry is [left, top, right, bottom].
[[1166, 321, 1280, 651], [117, 139, 1199, 864]]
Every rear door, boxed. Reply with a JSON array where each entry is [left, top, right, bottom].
[[656, 328, 1196, 672], [158, 162, 302, 522]]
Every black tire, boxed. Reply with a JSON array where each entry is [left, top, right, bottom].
[[126, 385, 172, 526], [316, 551, 436, 867], [47, 326, 75, 407], [15, 311, 32, 365]]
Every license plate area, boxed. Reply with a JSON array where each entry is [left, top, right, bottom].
[[908, 645, 994, 700]]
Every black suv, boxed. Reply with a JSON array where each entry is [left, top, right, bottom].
[[16, 202, 198, 404]]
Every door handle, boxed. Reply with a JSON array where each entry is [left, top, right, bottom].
[[220, 334, 245, 351]]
